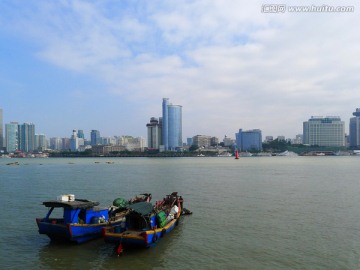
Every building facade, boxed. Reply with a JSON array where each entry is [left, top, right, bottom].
[[18, 123, 35, 152], [161, 98, 182, 151], [349, 108, 360, 147], [192, 135, 212, 148], [70, 130, 79, 151], [0, 108, 3, 148], [50, 137, 62, 151], [90, 130, 101, 146], [235, 129, 262, 151], [5, 122, 18, 153], [146, 117, 162, 150], [77, 130, 85, 139], [303, 116, 345, 146], [35, 134, 47, 151]]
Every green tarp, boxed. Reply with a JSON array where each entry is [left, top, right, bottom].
[[129, 202, 153, 215]]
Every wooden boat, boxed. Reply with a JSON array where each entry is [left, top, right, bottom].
[[36, 193, 151, 244], [103, 192, 185, 253]]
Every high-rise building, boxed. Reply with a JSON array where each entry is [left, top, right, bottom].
[[77, 130, 85, 139], [18, 123, 35, 152], [70, 130, 79, 151], [162, 98, 182, 151], [90, 130, 101, 146], [35, 134, 47, 151], [349, 108, 360, 147], [146, 117, 162, 150], [50, 137, 62, 151], [5, 122, 18, 153], [303, 116, 345, 146], [235, 129, 262, 151], [0, 108, 3, 148]]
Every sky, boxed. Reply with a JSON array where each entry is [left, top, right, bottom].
[[1, 0, 359, 141]]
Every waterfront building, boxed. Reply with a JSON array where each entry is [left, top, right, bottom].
[[70, 130, 79, 151], [187, 137, 193, 146], [62, 138, 70, 150], [90, 130, 101, 146], [264, 136, 273, 143], [349, 108, 360, 147], [18, 123, 35, 152], [50, 137, 62, 151], [5, 122, 18, 153], [91, 145, 126, 155], [124, 137, 145, 151], [0, 108, 3, 148], [77, 130, 85, 139], [235, 129, 262, 151], [303, 116, 345, 146], [35, 134, 47, 151], [292, 134, 303, 144], [210, 137, 219, 146], [192, 135, 212, 148], [223, 136, 235, 147], [162, 98, 182, 151], [146, 117, 162, 150]]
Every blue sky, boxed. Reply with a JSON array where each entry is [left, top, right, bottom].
[[1, 0, 360, 140]]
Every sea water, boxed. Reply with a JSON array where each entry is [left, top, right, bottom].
[[1, 156, 360, 269]]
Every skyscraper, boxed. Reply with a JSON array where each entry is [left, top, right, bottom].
[[77, 130, 85, 139], [235, 129, 262, 151], [90, 130, 101, 146], [162, 98, 182, 151], [303, 116, 345, 146], [349, 108, 360, 147], [18, 123, 35, 152], [5, 122, 18, 153], [146, 117, 162, 150], [0, 108, 3, 148], [70, 130, 79, 151], [35, 134, 47, 151]]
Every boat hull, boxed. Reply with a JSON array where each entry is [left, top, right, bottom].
[[36, 218, 124, 244], [103, 217, 179, 248]]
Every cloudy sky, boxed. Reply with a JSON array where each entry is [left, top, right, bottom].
[[1, 0, 359, 141]]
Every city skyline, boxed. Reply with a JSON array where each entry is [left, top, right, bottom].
[[1, 1, 360, 139]]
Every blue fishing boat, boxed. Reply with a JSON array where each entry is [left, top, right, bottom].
[[36, 194, 151, 244], [103, 192, 190, 254]]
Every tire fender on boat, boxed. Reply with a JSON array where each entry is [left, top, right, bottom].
[[161, 228, 166, 238]]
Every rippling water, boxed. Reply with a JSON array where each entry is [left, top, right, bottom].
[[1, 156, 360, 269]]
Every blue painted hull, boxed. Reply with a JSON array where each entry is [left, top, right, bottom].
[[36, 218, 124, 244]]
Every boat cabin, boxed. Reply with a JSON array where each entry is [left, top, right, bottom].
[[42, 199, 108, 224]]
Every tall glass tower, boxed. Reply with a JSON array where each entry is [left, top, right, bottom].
[[5, 122, 18, 153], [90, 130, 101, 146], [350, 108, 360, 147], [0, 108, 3, 148], [18, 123, 35, 152], [162, 98, 182, 151]]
